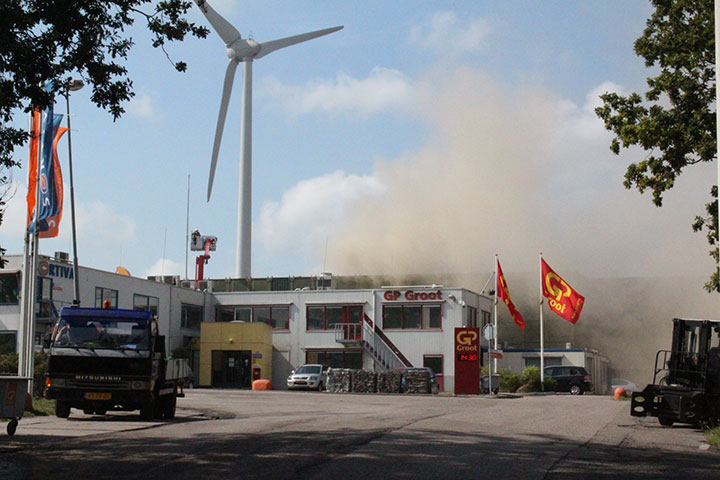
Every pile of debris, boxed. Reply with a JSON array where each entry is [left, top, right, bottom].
[[377, 370, 403, 393], [351, 370, 377, 393], [326, 368, 352, 393], [403, 368, 431, 394]]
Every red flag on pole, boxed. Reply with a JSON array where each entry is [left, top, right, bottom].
[[26, 109, 41, 227], [497, 259, 525, 329], [541, 258, 585, 324]]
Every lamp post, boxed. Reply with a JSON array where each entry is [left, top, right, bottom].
[[64, 78, 84, 305]]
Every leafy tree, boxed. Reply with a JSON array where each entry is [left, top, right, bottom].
[[0, 0, 209, 266], [595, 0, 718, 293]]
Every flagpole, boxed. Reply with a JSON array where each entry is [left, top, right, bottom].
[[18, 112, 34, 378], [493, 254, 498, 377], [539, 252, 545, 391]]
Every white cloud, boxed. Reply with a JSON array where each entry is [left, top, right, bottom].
[[256, 170, 386, 255], [142, 258, 184, 278], [75, 201, 137, 244], [261, 67, 415, 116], [127, 94, 156, 119], [409, 11, 491, 54]]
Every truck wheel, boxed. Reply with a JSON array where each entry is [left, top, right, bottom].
[[659, 416, 674, 427], [162, 393, 177, 419], [56, 400, 70, 419], [140, 400, 155, 421], [6, 419, 18, 436]]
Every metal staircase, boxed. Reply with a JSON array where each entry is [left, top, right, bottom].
[[334, 315, 412, 371]]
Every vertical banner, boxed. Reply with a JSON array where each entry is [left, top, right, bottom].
[[454, 327, 480, 395], [26, 109, 41, 227], [29, 113, 64, 236], [39, 124, 67, 238]]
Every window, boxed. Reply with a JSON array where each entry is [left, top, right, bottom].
[[215, 305, 289, 330], [382, 304, 441, 329], [423, 355, 443, 376], [0, 273, 19, 305], [182, 304, 204, 330], [481, 310, 491, 327], [306, 350, 362, 369], [465, 306, 478, 327], [524, 357, 562, 369], [133, 294, 159, 315], [37, 277, 53, 318], [0, 332, 16, 354], [95, 287, 118, 308], [306, 305, 363, 331]]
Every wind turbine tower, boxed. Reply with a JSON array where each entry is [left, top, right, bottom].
[[195, 0, 343, 278]]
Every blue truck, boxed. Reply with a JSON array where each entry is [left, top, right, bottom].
[[44, 306, 189, 420]]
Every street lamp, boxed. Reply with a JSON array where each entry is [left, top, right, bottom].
[[64, 78, 84, 305]]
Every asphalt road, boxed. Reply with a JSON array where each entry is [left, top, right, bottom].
[[0, 390, 717, 479]]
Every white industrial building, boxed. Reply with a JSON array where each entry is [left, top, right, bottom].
[[0, 252, 608, 393]]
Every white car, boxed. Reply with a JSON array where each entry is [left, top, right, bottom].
[[611, 378, 640, 394], [287, 364, 328, 391]]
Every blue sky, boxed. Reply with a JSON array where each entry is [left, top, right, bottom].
[[4, 1, 717, 283]]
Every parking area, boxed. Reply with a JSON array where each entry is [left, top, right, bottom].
[[1, 390, 717, 479]]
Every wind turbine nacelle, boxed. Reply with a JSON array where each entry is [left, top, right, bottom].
[[228, 39, 260, 61]]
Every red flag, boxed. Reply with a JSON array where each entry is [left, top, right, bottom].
[[497, 259, 524, 329], [26, 109, 41, 227], [39, 126, 67, 238], [541, 258, 585, 324]]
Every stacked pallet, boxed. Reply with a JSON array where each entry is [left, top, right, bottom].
[[327, 368, 352, 393], [351, 370, 377, 393], [403, 369, 431, 394], [377, 370, 403, 393]]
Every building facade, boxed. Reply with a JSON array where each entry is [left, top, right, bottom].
[[0, 252, 607, 393]]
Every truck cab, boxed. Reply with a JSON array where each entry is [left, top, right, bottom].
[[45, 307, 183, 420]]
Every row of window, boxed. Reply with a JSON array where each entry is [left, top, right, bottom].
[[94, 287, 202, 330], [215, 304, 468, 331]]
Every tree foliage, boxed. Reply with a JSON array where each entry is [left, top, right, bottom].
[[595, 0, 718, 292], [0, 0, 209, 265]]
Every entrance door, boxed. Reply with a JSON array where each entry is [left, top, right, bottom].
[[345, 306, 363, 340], [211, 350, 252, 388]]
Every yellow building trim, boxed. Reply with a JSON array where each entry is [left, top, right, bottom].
[[199, 322, 273, 387]]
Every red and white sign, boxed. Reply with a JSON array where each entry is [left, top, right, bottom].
[[454, 327, 480, 395], [383, 290, 443, 302]]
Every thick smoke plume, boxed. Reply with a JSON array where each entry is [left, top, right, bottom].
[[325, 68, 717, 383]]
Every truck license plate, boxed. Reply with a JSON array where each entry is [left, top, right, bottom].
[[84, 392, 111, 400]]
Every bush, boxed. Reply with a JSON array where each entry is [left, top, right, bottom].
[[500, 371, 522, 393], [520, 366, 542, 391], [543, 377, 558, 392], [0, 351, 49, 398]]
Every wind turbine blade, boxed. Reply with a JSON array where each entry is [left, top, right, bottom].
[[255, 26, 344, 59], [194, 0, 242, 46], [208, 60, 239, 201]]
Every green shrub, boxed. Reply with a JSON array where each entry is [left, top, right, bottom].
[[0, 351, 49, 398], [500, 372, 522, 393], [520, 366, 542, 391], [543, 377, 558, 392]]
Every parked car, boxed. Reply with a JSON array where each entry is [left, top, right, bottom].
[[610, 378, 639, 394], [399, 367, 440, 394], [544, 365, 592, 395], [287, 364, 328, 391]]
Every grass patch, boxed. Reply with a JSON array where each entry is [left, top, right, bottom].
[[705, 426, 720, 446], [24, 398, 55, 417]]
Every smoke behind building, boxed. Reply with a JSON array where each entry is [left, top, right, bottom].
[[323, 68, 718, 384]]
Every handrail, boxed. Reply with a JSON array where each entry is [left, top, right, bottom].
[[362, 314, 411, 369]]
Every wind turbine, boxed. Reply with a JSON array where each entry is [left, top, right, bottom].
[[195, 0, 343, 279]]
